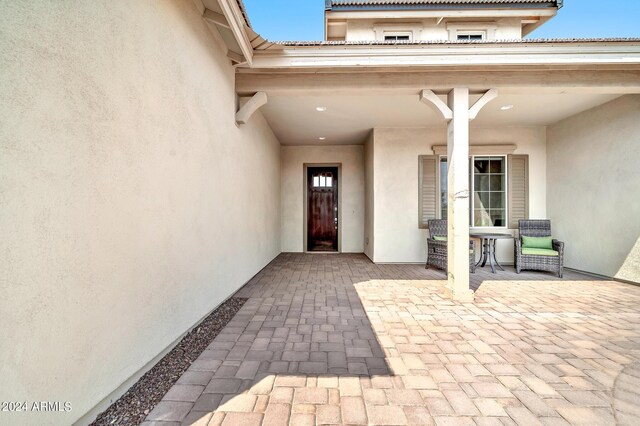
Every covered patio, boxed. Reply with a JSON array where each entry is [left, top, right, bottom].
[[239, 39, 640, 302], [144, 253, 640, 425]]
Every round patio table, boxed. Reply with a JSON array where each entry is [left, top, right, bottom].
[[470, 233, 513, 274]]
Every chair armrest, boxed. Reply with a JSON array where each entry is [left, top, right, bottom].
[[552, 239, 565, 255], [514, 238, 522, 254], [428, 239, 448, 251]]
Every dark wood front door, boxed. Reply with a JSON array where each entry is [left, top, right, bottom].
[[307, 167, 338, 252]]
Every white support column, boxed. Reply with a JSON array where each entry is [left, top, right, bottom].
[[420, 88, 497, 302], [446, 88, 474, 302]]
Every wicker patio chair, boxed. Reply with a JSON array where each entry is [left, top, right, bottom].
[[515, 219, 564, 278], [426, 219, 476, 273]]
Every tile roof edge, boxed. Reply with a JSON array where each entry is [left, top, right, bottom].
[[272, 38, 640, 46], [328, 0, 562, 10], [235, 0, 251, 28]]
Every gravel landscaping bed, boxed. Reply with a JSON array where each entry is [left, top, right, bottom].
[[90, 297, 247, 426]]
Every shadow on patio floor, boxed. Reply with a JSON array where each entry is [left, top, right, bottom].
[[144, 253, 634, 426]]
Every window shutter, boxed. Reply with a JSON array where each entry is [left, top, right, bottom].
[[419, 155, 437, 228], [508, 154, 529, 229]]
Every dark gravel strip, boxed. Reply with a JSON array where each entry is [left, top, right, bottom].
[[90, 297, 247, 426]]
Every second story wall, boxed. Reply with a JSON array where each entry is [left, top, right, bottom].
[[325, 1, 561, 42], [342, 18, 523, 42]]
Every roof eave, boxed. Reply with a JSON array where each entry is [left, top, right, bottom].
[[327, 1, 560, 12]]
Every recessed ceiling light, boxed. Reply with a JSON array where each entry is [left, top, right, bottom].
[[318, 137, 326, 141], [316, 106, 327, 112], [500, 104, 514, 111]]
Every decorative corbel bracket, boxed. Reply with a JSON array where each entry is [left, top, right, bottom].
[[419, 89, 453, 120], [236, 92, 268, 125], [420, 89, 498, 121], [469, 89, 498, 120]]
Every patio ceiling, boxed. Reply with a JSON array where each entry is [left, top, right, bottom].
[[236, 40, 640, 145], [260, 92, 620, 146]]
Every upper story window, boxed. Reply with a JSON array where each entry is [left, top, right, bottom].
[[447, 23, 495, 42], [457, 32, 485, 41], [384, 32, 412, 42]]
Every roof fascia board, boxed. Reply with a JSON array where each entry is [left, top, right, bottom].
[[217, 0, 253, 65], [325, 8, 556, 19], [249, 43, 640, 70], [521, 15, 551, 36], [236, 69, 640, 96]]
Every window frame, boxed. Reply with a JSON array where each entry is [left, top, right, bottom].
[[470, 155, 508, 229]]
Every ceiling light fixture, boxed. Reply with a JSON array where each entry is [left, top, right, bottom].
[[316, 106, 327, 112], [318, 137, 326, 141], [500, 104, 514, 111]]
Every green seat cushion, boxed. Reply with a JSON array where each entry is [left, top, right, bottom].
[[432, 236, 447, 241], [522, 235, 553, 250], [522, 248, 559, 257]]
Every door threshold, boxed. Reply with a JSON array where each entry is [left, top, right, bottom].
[[305, 251, 341, 254]]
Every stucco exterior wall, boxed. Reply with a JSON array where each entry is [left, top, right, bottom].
[[371, 126, 547, 263], [364, 132, 375, 260], [0, 1, 281, 425], [281, 145, 365, 253], [547, 95, 640, 282], [344, 18, 522, 41]]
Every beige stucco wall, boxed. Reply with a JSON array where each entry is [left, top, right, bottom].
[[547, 95, 640, 282], [371, 126, 547, 263], [364, 132, 375, 260], [344, 18, 522, 41], [281, 145, 365, 253], [0, 1, 281, 425]]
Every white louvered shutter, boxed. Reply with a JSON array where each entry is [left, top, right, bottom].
[[419, 155, 437, 228], [508, 154, 529, 229]]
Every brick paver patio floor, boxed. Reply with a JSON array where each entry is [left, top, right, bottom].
[[144, 253, 640, 426]]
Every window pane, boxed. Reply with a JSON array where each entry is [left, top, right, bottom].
[[490, 159, 505, 173], [313, 176, 320, 187], [319, 175, 326, 187], [477, 191, 490, 208], [326, 176, 332, 187], [490, 192, 504, 209], [490, 175, 504, 190], [489, 209, 505, 227], [474, 209, 493, 227], [475, 175, 490, 192], [474, 158, 490, 173]]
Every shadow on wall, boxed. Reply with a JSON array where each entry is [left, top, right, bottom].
[[615, 236, 640, 284]]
